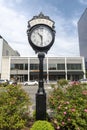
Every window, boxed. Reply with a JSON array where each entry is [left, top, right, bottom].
[[48, 64, 56, 70], [11, 64, 23, 70], [25, 64, 28, 70], [30, 64, 39, 70], [57, 64, 65, 70], [11, 64, 15, 70], [67, 64, 82, 70], [18, 64, 23, 70], [43, 64, 47, 70]]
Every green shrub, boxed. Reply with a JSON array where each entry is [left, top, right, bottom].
[[0, 82, 7, 87], [50, 84, 56, 89], [30, 120, 54, 130], [48, 84, 87, 130], [57, 79, 68, 87], [0, 85, 31, 130]]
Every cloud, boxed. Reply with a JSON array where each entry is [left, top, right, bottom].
[[78, 0, 87, 4], [0, 0, 23, 5], [50, 13, 79, 56], [0, 1, 80, 57], [0, 2, 32, 56], [0, 4, 27, 41]]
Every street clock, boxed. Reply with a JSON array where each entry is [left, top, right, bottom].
[[27, 13, 56, 120], [27, 12, 55, 53]]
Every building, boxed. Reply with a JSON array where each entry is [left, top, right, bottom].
[[0, 35, 20, 78], [78, 8, 87, 70], [0, 35, 86, 82], [78, 8, 87, 58], [1, 56, 86, 82]]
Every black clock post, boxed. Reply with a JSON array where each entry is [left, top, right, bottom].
[[36, 52, 46, 120], [27, 12, 55, 120]]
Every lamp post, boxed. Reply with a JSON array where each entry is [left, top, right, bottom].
[[27, 12, 55, 120]]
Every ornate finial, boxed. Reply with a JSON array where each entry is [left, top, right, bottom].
[[38, 12, 44, 18], [32, 12, 50, 20]]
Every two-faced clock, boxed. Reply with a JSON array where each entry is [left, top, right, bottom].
[[27, 24, 55, 53]]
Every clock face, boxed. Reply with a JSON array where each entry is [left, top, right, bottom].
[[30, 25, 53, 47]]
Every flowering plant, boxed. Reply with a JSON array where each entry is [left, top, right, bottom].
[[48, 84, 87, 130], [0, 85, 31, 130]]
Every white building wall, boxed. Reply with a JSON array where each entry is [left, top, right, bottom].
[[2, 39, 20, 56], [0, 39, 3, 74], [1, 56, 86, 81], [1, 57, 10, 80], [0, 36, 20, 79]]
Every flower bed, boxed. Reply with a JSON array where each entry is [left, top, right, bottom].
[[0, 82, 87, 130], [48, 84, 87, 130]]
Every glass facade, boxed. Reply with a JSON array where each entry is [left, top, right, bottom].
[[11, 64, 28, 70], [30, 64, 39, 70], [9, 57, 85, 82], [48, 64, 56, 70], [25, 64, 28, 70], [57, 64, 65, 70], [48, 64, 65, 70], [78, 8, 87, 58], [43, 64, 47, 70], [11, 63, 82, 71], [67, 64, 82, 70]]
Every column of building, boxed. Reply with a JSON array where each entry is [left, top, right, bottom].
[[65, 57, 67, 80], [82, 57, 86, 79], [28, 58, 30, 81]]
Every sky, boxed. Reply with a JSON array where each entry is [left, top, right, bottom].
[[0, 0, 87, 57]]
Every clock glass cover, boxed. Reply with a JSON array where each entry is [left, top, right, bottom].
[[30, 25, 53, 47]]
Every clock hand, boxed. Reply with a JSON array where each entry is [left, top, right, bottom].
[[40, 35, 43, 46], [38, 33, 43, 46]]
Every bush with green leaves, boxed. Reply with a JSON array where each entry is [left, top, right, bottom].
[[57, 79, 68, 87], [30, 120, 54, 130], [0, 82, 8, 87], [0, 85, 31, 130], [48, 84, 87, 130]]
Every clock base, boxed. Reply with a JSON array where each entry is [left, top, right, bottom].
[[36, 93, 46, 120]]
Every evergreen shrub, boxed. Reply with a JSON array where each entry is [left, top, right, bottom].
[[30, 120, 54, 130]]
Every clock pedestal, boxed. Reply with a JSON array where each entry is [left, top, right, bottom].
[[36, 52, 46, 120]]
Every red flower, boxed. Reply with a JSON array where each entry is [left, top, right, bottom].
[[66, 101, 69, 104], [56, 126, 60, 129], [63, 111, 67, 115], [84, 109, 87, 112], [71, 108, 75, 112], [82, 90, 87, 95], [62, 122, 65, 125], [67, 118, 71, 121]]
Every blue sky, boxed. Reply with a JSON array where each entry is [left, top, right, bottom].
[[0, 0, 87, 57]]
